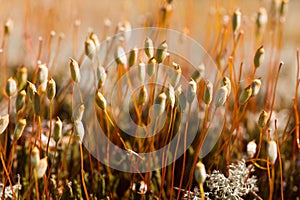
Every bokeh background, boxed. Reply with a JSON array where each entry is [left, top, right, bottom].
[[0, 0, 299, 68]]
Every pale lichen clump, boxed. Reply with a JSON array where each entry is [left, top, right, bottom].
[[206, 160, 258, 199]]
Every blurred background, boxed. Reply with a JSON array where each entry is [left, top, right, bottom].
[[0, 0, 299, 68]]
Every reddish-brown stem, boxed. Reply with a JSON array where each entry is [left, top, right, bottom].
[[49, 34, 63, 72], [4, 97, 11, 160], [275, 120, 284, 200], [0, 153, 16, 200], [176, 104, 191, 200], [46, 101, 53, 156], [266, 62, 283, 126], [80, 143, 90, 200]]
